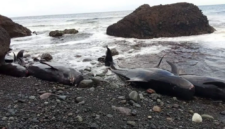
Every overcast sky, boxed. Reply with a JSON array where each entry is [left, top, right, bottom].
[[1, 0, 224, 17]]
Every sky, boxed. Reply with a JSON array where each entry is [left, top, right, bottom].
[[0, 0, 224, 17]]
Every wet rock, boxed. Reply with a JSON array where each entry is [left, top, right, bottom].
[[106, 3, 215, 39], [0, 27, 10, 63], [2, 117, 7, 121], [77, 115, 83, 122], [90, 123, 99, 129], [57, 95, 67, 100], [128, 91, 139, 102], [83, 58, 92, 62], [0, 15, 31, 38], [63, 29, 78, 34], [139, 93, 144, 100], [150, 93, 161, 100], [29, 96, 36, 100], [40, 93, 52, 100], [192, 113, 202, 123], [41, 53, 53, 61], [97, 56, 105, 63], [131, 109, 137, 116], [49, 30, 63, 37], [127, 121, 136, 127], [112, 106, 131, 115], [75, 97, 84, 103], [107, 114, 113, 118], [111, 48, 119, 56], [153, 106, 161, 112], [147, 88, 156, 94], [202, 114, 214, 120], [79, 80, 94, 88]]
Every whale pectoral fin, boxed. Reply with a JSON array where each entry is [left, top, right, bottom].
[[203, 82, 225, 88], [127, 78, 148, 82], [155, 54, 166, 68], [40, 61, 58, 71]]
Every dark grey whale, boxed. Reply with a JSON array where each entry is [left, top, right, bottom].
[[105, 46, 195, 100]]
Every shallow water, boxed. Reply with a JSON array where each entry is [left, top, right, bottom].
[[9, 4, 225, 77]]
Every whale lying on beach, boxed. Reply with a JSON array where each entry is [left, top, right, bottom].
[[165, 61, 225, 101], [105, 46, 195, 100], [26, 61, 84, 86], [12, 50, 84, 86]]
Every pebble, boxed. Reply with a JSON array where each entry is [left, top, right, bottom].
[[127, 121, 136, 127], [173, 97, 177, 101], [83, 58, 92, 62], [128, 91, 139, 102], [2, 117, 7, 121], [202, 114, 214, 119], [57, 95, 67, 100], [77, 115, 83, 122], [8, 117, 14, 121], [89, 87, 95, 92], [148, 116, 152, 119], [139, 93, 144, 100], [153, 106, 161, 112], [44, 102, 49, 105], [146, 89, 156, 94], [173, 104, 179, 108], [133, 103, 141, 108], [56, 99, 61, 103], [68, 113, 73, 116], [167, 117, 173, 121], [107, 114, 113, 118], [90, 123, 99, 129], [79, 80, 94, 88], [131, 110, 137, 116], [78, 101, 86, 105], [192, 113, 202, 123], [220, 111, 225, 115], [118, 96, 126, 100], [75, 97, 84, 103], [29, 96, 36, 100]]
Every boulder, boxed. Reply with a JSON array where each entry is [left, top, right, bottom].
[[106, 3, 215, 39], [49, 29, 78, 37], [49, 30, 63, 37], [0, 27, 10, 63], [63, 29, 78, 34], [0, 15, 31, 38]]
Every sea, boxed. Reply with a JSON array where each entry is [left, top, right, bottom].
[[9, 4, 225, 76]]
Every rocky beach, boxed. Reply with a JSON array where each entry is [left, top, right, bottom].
[[1, 2, 225, 129]]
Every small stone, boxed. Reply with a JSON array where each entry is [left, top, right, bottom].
[[119, 100, 127, 104], [148, 116, 152, 119], [150, 93, 161, 100], [2, 117, 7, 121], [173, 97, 177, 101], [146, 89, 156, 94], [29, 96, 36, 100], [107, 114, 113, 118], [41, 53, 53, 61], [220, 111, 225, 115], [131, 110, 137, 116], [111, 48, 119, 56], [129, 91, 139, 102], [173, 104, 179, 108], [112, 106, 131, 115], [8, 117, 14, 121], [153, 106, 161, 112], [189, 110, 194, 114], [56, 99, 61, 103], [127, 121, 136, 127], [192, 113, 202, 123], [79, 80, 94, 88], [139, 93, 144, 100], [89, 87, 95, 92], [201, 114, 214, 120], [77, 115, 83, 122], [44, 102, 48, 105], [83, 58, 92, 62], [75, 97, 84, 103], [78, 101, 85, 105], [133, 103, 141, 108], [167, 117, 173, 121], [90, 123, 99, 129], [57, 95, 67, 100], [118, 96, 126, 100], [68, 113, 73, 116]]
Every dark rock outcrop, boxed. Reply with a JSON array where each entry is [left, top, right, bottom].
[[0, 15, 31, 38], [49, 29, 78, 37], [0, 27, 10, 63], [107, 3, 215, 39]]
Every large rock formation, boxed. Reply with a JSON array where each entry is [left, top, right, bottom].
[[0, 27, 10, 63], [49, 29, 78, 37], [0, 15, 31, 38], [107, 3, 215, 39]]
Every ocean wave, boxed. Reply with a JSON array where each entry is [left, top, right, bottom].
[[66, 16, 122, 22], [208, 10, 225, 15], [27, 25, 54, 27]]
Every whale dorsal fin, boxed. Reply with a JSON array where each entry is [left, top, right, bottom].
[[40, 61, 58, 71], [203, 82, 225, 88], [166, 61, 179, 75]]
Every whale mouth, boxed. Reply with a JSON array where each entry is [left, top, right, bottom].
[[189, 85, 195, 90]]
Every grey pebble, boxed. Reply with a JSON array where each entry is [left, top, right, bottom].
[[127, 121, 136, 126]]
